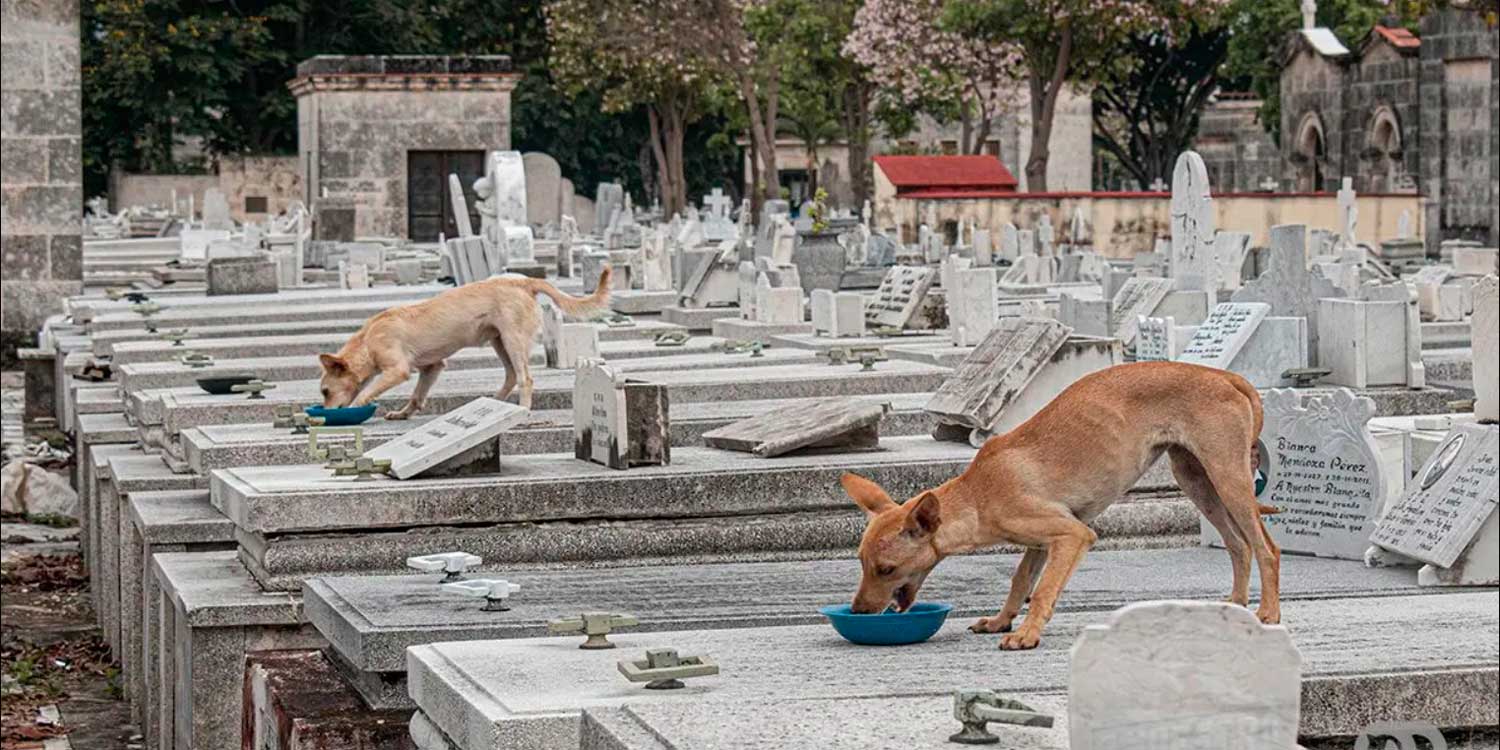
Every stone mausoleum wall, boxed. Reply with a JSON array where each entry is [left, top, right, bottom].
[[1, 0, 82, 360], [289, 56, 520, 239], [110, 155, 302, 224]]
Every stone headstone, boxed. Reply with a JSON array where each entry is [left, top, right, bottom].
[[1232, 224, 1343, 366], [179, 229, 231, 262], [523, 152, 563, 227], [755, 274, 803, 325], [202, 188, 232, 230], [1170, 151, 1216, 293], [1036, 214, 1055, 256], [1213, 231, 1252, 292], [1474, 276, 1498, 422], [1109, 277, 1175, 347], [206, 256, 278, 296], [572, 359, 670, 470], [1069, 600, 1300, 750], [641, 230, 673, 292], [449, 174, 475, 238], [948, 267, 999, 347], [489, 151, 527, 227], [1336, 176, 1357, 250], [1369, 423, 1499, 571], [866, 266, 937, 330], [596, 183, 624, 231], [365, 398, 530, 479], [702, 398, 887, 457], [810, 290, 865, 338], [540, 301, 600, 369], [770, 216, 796, 267], [339, 259, 371, 290], [972, 228, 993, 267], [1316, 298, 1409, 388], [1397, 209, 1412, 240], [925, 317, 1072, 431], [1134, 315, 1177, 362], [1223, 389, 1386, 560], [1178, 302, 1271, 369], [998, 223, 1019, 262]]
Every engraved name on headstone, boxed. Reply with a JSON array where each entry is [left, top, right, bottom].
[[1369, 424, 1499, 568], [925, 318, 1071, 431], [1178, 302, 1271, 369], [866, 265, 936, 329], [1109, 277, 1174, 347], [365, 397, 529, 479]]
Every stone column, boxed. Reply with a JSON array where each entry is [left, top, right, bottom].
[[1, 0, 82, 362]]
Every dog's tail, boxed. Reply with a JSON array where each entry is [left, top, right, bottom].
[[526, 268, 612, 319]]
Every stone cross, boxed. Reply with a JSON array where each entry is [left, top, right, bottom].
[[1148, 177, 1168, 192], [1260, 176, 1279, 192], [1337, 176, 1358, 249], [704, 188, 733, 219], [1301, 0, 1316, 29], [1170, 150, 1217, 292]]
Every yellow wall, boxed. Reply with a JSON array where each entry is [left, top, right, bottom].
[[877, 189, 1425, 258]]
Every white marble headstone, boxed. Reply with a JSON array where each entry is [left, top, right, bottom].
[[1178, 302, 1271, 369], [1169, 151, 1216, 293], [365, 398, 529, 479], [1369, 423, 1499, 570], [1473, 276, 1498, 422]]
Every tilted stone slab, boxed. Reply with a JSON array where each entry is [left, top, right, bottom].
[[405, 592, 1498, 750], [866, 265, 936, 329], [366, 398, 530, 479], [1109, 277, 1174, 346], [1370, 423, 1499, 568], [925, 318, 1071, 430], [701, 398, 887, 457], [1177, 302, 1271, 369]]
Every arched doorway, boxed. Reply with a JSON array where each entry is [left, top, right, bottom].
[[1293, 112, 1327, 192], [1364, 107, 1403, 193]]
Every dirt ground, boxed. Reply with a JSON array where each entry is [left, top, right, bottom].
[[2, 371, 138, 749]]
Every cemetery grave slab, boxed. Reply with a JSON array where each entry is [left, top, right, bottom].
[[405, 591, 1498, 750], [701, 397, 888, 456], [69, 282, 447, 323]]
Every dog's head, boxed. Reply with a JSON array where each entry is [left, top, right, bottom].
[[842, 472, 942, 614], [317, 354, 360, 407]]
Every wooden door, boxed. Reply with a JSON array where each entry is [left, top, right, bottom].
[[407, 150, 484, 242]]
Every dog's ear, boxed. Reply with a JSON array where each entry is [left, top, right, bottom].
[[841, 472, 896, 517], [318, 354, 347, 374], [903, 491, 941, 536]]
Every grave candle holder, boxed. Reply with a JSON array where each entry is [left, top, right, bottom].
[[271, 404, 297, 430], [947, 690, 1053, 745], [441, 579, 520, 611], [405, 552, 482, 582], [178, 352, 213, 369], [653, 331, 689, 347], [289, 413, 326, 434], [131, 301, 161, 317], [230, 379, 276, 400], [331, 456, 392, 481], [616, 649, 718, 690], [307, 426, 365, 461], [547, 612, 639, 649], [157, 329, 191, 347]]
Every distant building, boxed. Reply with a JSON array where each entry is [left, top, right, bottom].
[[1193, 93, 1280, 193], [871, 154, 1019, 241], [1278, 9, 1498, 247]]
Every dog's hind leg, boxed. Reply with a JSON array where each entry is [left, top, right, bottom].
[[998, 516, 1097, 650], [387, 362, 444, 420], [497, 327, 536, 409], [1201, 454, 1281, 625], [1168, 446, 1252, 606], [969, 546, 1047, 634], [490, 338, 518, 402]]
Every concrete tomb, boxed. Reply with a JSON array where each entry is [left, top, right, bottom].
[[1370, 423, 1498, 586], [573, 358, 670, 469], [364, 398, 530, 479], [1208, 388, 1386, 560], [1069, 600, 1300, 750], [701, 397, 887, 457]]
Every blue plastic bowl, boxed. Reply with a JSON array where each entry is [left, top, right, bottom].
[[818, 602, 953, 645], [305, 404, 378, 426]]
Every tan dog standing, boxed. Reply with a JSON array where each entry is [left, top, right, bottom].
[[317, 269, 611, 417], [843, 361, 1280, 650]]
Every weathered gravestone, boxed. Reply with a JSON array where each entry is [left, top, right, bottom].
[[810, 290, 865, 338], [925, 318, 1072, 438], [1169, 151, 1217, 293], [1134, 316, 1178, 362], [1175, 302, 1306, 387], [180, 229, 231, 262], [1109, 277, 1175, 348], [1178, 302, 1270, 369], [701, 398, 888, 457], [523, 152, 563, 227], [573, 359, 670, 470], [1206, 389, 1386, 560], [202, 188, 233, 230], [998, 222, 1019, 262], [1471, 276, 1497, 422], [1231, 224, 1343, 366], [206, 256, 279, 296], [1369, 423, 1499, 585], [948, 266, 999, 347], [1069, 600, 1300, 750], [540, 302, 600, 369], [449, 174, 475, 238], [365, 398, 530, 479], [866, 266, 937, 330], [1213, 231, 1252, 292]]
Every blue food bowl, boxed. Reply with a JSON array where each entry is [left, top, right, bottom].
[[819, 602, 953, 645], [305, 404, 377, 426]]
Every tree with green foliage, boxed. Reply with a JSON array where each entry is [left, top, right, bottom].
[[941, 0, 1228, 191], [1092, 25, 1229, 189]]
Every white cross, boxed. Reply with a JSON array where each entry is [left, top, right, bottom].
[[1301, 0, 1316, 29], [1149, 178, 1168, 192], [704, 188, 732, 219], [1337, 176, 1357, 248]]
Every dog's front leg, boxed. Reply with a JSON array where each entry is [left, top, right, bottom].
[[999, 522, 1097, 651], [387, 363, 444, 420], [352, 366, 410, 408], [970, 547, 1047, 634]]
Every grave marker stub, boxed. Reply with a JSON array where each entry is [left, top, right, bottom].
[[1177, 302, 1271, 369], [572, 359, 670, 469], [1069, 601, 1300, 750], [925, 318, 1071, 431], [1369, 424, 1499, 568], [1109, 277, 1175, 347], [365, 398, 530, 479], [1134, 316, 1176, 362], [1216, 389, 1386, 560]]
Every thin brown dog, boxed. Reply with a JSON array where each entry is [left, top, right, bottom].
[[317, 268, 611, 417], [842, 361, 1280, 650]]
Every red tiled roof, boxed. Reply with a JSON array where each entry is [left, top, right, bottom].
[[1372, 25, 1420, 50], [873, 155, 1019, 193]]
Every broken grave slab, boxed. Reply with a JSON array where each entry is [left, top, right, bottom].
[[701, 397, 888, 457], [404, 591, 1498, 750]]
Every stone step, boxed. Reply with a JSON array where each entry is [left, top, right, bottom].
[[406, 590, 1499, 750], [181, 393, 938, 474]]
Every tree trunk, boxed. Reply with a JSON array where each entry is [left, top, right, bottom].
[[843, 80, 872, 210], [747, 121, 763, 219], [740, 71, 780, 207], [646, 105, 687, 217], [1024, 25, 1073, 192]]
